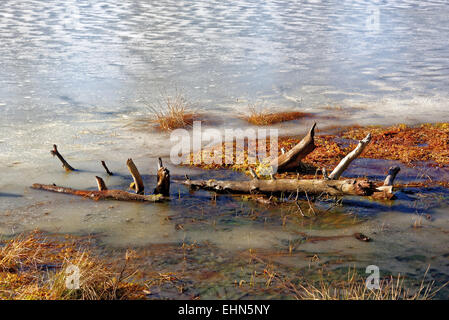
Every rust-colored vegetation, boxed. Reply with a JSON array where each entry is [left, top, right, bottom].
[[244, 104, 310, 126], [0, 231, 145, 300], [341, 123, 449, 167], [149, 91, 196, 131], [184, 123, 449, 181]]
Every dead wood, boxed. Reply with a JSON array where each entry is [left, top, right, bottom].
[[383, 166, 401, 186], [50, 145, 75, 172], [126, 158, 144, 194], [271, 123, 316, 173], [328, 133, 371, 180], [95, 176, 108, 191], [154, 158, 170, 196], [180, 127, 398, 200], [31, 183, 163, 202], [101, 161, 113, 176], [180, 177, 383, 197], [34, 157, 169, 202]]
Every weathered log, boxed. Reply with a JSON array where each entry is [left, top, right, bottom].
[[101, 160, 113, 176], [31, 183, 163, 202], [180, 177, 386, 197], [328, 133, 372, 180], [271, 123, 316, 173], [126, 158, 144, 194], [50, 145, 75, 172], [153, 158, 170, 196]]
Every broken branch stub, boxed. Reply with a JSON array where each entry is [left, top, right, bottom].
[[50, 144, 75, 172], [271, 123, 317, 173], [328, 133, 372, 180], [95, 176, 108, 191], [383, 166, 401, 186], [154, 158, 170, 196], [101, 160, 113, 176], [370, 166, 401, 199], [126, 158, 144, 195]]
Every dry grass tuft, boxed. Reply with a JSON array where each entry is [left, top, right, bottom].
[[254, 262, 446, 300], [0, 231, 145, 300], [148, 90, 196, 131], [244, 104, 309, 126], [281, 268, 441, 300]]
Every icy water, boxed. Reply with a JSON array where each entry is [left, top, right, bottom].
[[1, 0, 449, 298]]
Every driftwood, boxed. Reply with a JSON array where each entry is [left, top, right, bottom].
[[31, 183, 163, 202], [33, 151, 170, 202], [180, 126, 400, 200], [51, 145, 75, 172], [181, 177, 387, 197], [271, 123, 316, 173]]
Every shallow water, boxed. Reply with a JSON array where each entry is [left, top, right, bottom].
[[1, 0, 449, 298]]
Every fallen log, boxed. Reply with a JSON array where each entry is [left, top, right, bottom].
[[271, 123, 316, 173], [31, 183, 163, 202], [180, 177, 387, 197], [33, 156, 168, 202]]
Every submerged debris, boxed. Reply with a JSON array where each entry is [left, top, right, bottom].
[[353, 232, 371, 242]]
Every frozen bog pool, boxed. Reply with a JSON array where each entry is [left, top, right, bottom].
[[1, 0, 449, 297]]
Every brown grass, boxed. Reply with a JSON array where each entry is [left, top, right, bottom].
[[278, 267, 443, 300], [244, 104, 309, 126], [0, 231, 145, 300], [149, 91, 196, 131], [342, 123, 449, 167], [242, 253, 446, 300]]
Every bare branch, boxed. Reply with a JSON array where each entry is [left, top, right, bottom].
[[101, 160, 113, 176], [328, 133, 372, 180], [50, 145, 75, 172]]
